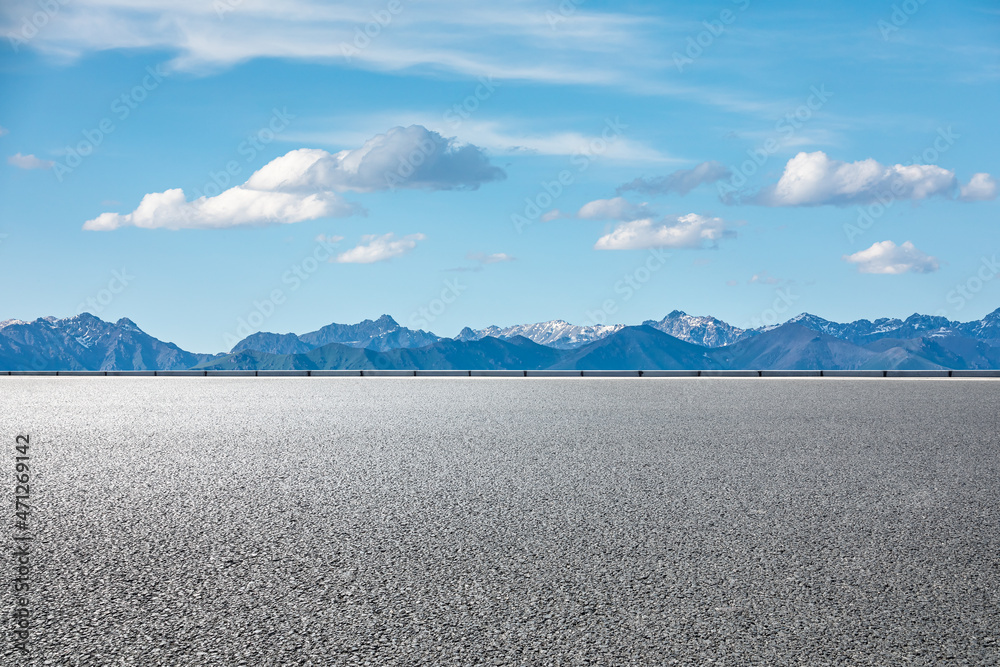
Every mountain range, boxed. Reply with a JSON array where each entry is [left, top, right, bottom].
[[2, 308, 999, 371]]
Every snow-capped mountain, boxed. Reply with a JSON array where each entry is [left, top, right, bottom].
[[782, 312, 972, 345], [959, 307, 1000, 343], [457, 320, 625, 349], [643, 310, 751, 347], [0, 313, 216, 370], [3, 309, 1000, 370]]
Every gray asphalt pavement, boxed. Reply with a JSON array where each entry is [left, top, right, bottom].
[[1, 378, 998, 665]]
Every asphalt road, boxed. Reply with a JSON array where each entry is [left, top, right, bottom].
[[1, 378, 998, 666]]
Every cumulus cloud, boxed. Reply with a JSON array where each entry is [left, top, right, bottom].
[[960, 173, 998, 202], [335, 233, 425, 264], [617, 161, 731, 196], [842, 240, 939, 275], [577, 197, 650, 221], [746, 151, 973, 207], [246, 126, 504, 193], [8, 153, 53, 170], [84, 125, 503, 231], [594, 214, 733, 250], [84, 188, 361, 231]]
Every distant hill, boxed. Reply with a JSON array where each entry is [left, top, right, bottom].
[[552, 326, 722, 370], [230, 314, 439, 354], [201, 334, 564, 371], [712, 323, 942, 370]]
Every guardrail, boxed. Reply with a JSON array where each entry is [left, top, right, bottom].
[[2, 370, 1000, 378]]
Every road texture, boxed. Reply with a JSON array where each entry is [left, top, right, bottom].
[[1, 378, 998, 665]]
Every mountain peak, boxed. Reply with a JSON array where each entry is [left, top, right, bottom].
[[115, 317, 142, 332], [454, 327, 479, 342]]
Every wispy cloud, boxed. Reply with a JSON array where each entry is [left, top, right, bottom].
[[0, 0, 776, 114], [449, 251, 516, 272], [577, 197, 651, 221], [467, 252, 515, 265], [748, 271, 785, 285], [8, 152, 53, 170], [288, 116, 675, 163], [617, 161, 731, 196]]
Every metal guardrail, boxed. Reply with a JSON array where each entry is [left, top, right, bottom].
[[2, 370, 1000, 377]]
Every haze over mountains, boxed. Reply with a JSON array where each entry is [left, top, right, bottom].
[[3, 308, 999, 371]]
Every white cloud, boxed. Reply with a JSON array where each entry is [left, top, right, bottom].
[[577, 197, 650, 221], [314, 233, 344, 244], [618, 161, 731, 196], [842, 240, 939, 274], [84, 125, 501, 231], [83, 187, 360, 231], [246, 126, 504, 193], [540, 209, 567, 222], [748, 151, 965, 206], [594, 214, 733, 250], [0, 126, 8, 137], [0, 1, 647, 82], [335, 233, 425, 264], [467, 252, 515, 264], [8, 153, 53, 170], [0, 0, 769, 113], [960, 173, 998, 202]]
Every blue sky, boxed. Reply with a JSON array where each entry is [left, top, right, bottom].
[[1, 0, 998, 352]]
